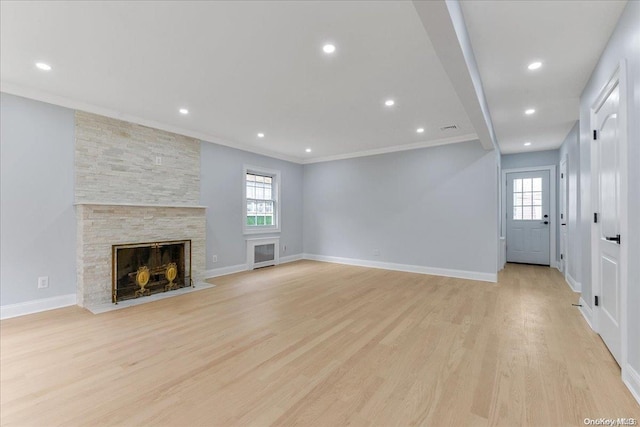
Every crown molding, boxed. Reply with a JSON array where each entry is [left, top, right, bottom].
[[0, 81, 304, 164], [301, 133, 479, 164], [2, 82, 479, 165]]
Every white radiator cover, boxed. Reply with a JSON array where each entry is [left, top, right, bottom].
[[246, 237, 280, 269]]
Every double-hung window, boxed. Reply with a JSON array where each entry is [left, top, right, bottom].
[[244, 166, 280, 234]]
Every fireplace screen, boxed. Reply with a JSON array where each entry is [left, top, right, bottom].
[[112, 240, 191, 303]]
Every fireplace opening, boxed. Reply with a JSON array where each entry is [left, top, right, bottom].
[[112, 240, 192, 303]]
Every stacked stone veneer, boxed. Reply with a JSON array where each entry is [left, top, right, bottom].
[[75, 112, 205, 307], [75, 112, 200, 205]]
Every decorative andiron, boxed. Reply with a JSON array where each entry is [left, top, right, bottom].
[[135, 266, 151, 297], [164, 262, 178, 291]]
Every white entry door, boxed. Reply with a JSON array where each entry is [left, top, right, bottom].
[[506, 171, 550, 265], [593, 77, 622, 365]]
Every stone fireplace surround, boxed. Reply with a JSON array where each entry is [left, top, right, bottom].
[[75, 203, 205, 308], [74, 112, 205, 309]]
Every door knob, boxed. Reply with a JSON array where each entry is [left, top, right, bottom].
[[542, 221, 549, 224], [544, 214, 549, 218]]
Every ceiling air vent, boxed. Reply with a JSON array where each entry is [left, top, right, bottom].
[[440, 124, 458, 131]]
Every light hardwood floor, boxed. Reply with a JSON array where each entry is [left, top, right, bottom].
[[1, 261, 638, 426]]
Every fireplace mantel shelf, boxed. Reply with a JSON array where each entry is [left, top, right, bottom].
[[74, 202, 207, 209]]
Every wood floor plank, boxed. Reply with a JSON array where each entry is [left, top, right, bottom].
[[1, 261, 639, 426]]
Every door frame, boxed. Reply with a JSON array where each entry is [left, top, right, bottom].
[[501, 165, 557, 267], [590, 60, 628, 372], [559, 155, 568, 277]]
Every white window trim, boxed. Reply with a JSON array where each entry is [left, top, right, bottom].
[[243, 165, 281, 235]]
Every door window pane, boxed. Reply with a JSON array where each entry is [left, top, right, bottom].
[[533, 178, 542, 191], [533, 206, 542, 220], [515, 193, 523, 205], [513, 206, 522, 220], [514, 179, 522, 192], [512, 176, 544, 221], [533, 192, 542, 206]]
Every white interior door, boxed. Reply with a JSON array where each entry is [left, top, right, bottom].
[[506, 171, 550, 265], [593, 79, 622, 365], [560, 157, 568, 274]]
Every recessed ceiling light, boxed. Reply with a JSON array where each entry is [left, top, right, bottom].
[[384, 99, 395, 107], [257, 133, 265, 138], [35, 62, 52, 71], [524, 142, 532, 146], [525, 108, 536, 115], [323, 44, 336, 54], [416, 128, 425, 133], [528, 61, 542, 70], [305, 148, 312, 153], [179, 108, 189, 115]]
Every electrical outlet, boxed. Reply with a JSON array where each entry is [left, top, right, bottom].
[[282, 245, 287, 252], [373, 248, 380, 256], [212, 255, 218, 263], [38, 276, 49, 289], [155, 156, 162, 166]]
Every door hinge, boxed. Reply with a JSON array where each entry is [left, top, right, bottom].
[[561, 213, 564, 219], [560, 254, 563, 260], [561, 173, 564, 179], [595, 295, 599, 306], [593, 130, 597, 140], [594, 212, 598, 223]]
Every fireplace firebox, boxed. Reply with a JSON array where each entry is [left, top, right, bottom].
[[112, 240, 192, 303]]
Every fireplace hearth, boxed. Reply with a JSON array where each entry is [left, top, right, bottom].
[[112, 240, 192, 303]]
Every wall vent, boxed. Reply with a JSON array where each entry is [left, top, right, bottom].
[[440, 124, 458, 131], [246, 238, 279, 269]]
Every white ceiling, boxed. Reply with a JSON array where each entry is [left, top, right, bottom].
[[0, 1, 628, 161], [460, 0, 627, 154], [0, 1, 476, 163]]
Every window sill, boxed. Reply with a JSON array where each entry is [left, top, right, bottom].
[[243, 227, 281, 236]]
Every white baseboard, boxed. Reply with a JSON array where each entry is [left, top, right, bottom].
[[565, 274, 582, 293], [623, 364, 640, 406], [499, 237, 506, 271], [279, 254, 303, 264], [0, 294, 77, 320], [203, 263, 248, 278], [578, 296, 594, 329], [302, 254, 497, 283], [202, 254, 304, 279]]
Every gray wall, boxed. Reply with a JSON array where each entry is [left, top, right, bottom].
[[501, 149, 559, 170], [0, 93, 305, 308], [200, 142, 304, 270], [559, 123, 581, 286], [0, 93, 77, 305], [303, 140, 499, 276], [501, 149, 561, 265], [578, 0, 640, 375]]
